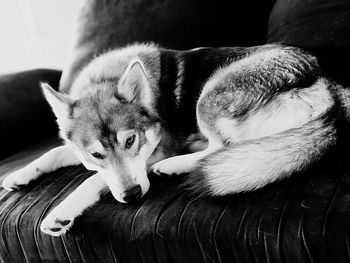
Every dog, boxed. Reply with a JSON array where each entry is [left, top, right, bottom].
[[2, 43, 349, 236]]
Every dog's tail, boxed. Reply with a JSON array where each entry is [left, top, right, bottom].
[[182, 116, 336, 197]]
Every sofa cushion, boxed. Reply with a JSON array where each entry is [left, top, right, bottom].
[[59, 0, 276, 93], [1, 130, 350, 262]]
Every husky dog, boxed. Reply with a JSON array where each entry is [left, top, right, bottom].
[[2, 43, 349, 236]]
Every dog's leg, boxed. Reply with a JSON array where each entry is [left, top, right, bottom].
[[2, 145, 81, 191], [150, 133, 211, 175], [40, 173, 107, 236], [151, 150, 212, 176], [151, 131, 222, 176]]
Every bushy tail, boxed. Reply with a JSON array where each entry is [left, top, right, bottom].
[[182, 116, 336, 197]]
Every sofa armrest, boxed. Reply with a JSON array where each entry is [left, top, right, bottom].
[[0, 69, 62, 160]]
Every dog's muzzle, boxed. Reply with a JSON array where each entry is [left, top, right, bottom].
[[120, 184, 142, 203]]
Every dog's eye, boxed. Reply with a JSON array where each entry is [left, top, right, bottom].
[[125, 134, 136, 149], [91, 152, 105, 159]]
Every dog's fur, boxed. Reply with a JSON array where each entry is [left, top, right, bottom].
[[2, 43, 349, 236]]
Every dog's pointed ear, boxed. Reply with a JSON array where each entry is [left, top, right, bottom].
[[118, 58, 153, 111], [41, 83, 75, 122]]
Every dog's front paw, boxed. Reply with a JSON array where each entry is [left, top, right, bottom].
[[40, 207, 74, 236], [150, 157, 188, 177], [1, 167, 35, 191]]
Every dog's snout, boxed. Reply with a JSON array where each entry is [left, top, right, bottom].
[[121, 185, 142, 203]]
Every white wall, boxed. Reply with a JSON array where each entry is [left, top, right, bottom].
[[0, 0, 83, 73]]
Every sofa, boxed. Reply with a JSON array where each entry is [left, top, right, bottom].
[[1, 0, 350, 262]]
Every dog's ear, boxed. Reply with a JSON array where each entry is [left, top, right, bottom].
[[41, 83, 75, 124], [118, 58, 154, 112]]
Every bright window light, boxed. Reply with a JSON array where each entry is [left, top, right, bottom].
[[0, 0, 82, 74]]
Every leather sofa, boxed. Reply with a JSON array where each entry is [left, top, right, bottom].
[[1, 0, 350, 262]]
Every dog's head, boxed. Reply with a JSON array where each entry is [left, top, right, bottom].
[[42, 59, 161, 203]]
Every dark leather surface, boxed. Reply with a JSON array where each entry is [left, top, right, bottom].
[[1, 131, 350, 263], [0, 69, 61, 160]]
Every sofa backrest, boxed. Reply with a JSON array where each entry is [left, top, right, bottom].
[[59, 0, 276, 93], [60, 0, 350, 92]]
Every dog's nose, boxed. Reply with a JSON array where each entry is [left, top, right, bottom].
[[121, 185, 142, 203]]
